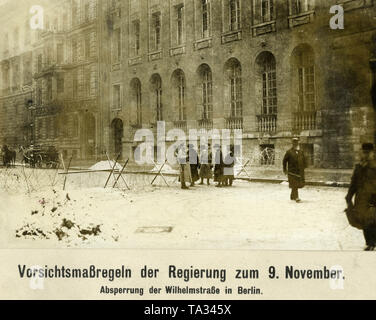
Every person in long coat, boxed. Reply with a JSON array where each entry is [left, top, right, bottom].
[[214, 144, 224, 187], [188, 144, 200, 186], [283, 138, 307, 202], [199, 144, 213, 185], [176, 144, 192, 189], [223, 149, 235, 187], [346, 143, 376, 251]]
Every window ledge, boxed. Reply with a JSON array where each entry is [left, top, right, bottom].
[[111, 63, 121, 71], [148, 50, 163, 61], [288, 11, 315, 28], [194, 38, 212, 50], [170, 46, 186, 57], [221, 30, 242, 44], [251, 21, 276, 37], [340, 0, 373, 12], [128, 56, 142, 66]]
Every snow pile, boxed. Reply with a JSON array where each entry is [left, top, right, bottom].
[[89, 161, 123, 171], [150, 163, 179, 174]]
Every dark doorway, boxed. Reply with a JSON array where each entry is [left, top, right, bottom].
[[111, 118, 123, 158]]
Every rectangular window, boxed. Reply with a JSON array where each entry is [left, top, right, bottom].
[[112, 29, 121, 62], [292, 0, 310, 15], [23, 59, 32, 85], [84, 0, 90, 22], [47, 76, 53, 102], [57, 44, 64, 64], [85, 34, 91, 59], [132, 20, 140, 56], [72, 39, 78, 62], [85, 69, 91, 96], [202, 0, 211, 38], [176, 5, 184, 45], [37, 54, 43, 72], [261, 0, 274, 22], [57, 74, 65, 93], [230, 66, 242, 117], [229, 0, 241, 31], [262, 69, 277, 114], [113, 85, 121, 109], [151, 12, 161, 51], [73, 71, 78, 98]]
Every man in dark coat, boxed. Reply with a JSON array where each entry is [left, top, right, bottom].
[[214, 144, 224, 188], [346, 143, 376, 251], [188, 144, 200, 187], [283, 138, 307, 203]]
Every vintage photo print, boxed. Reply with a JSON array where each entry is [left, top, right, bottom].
[[0, 0, 376, 301]]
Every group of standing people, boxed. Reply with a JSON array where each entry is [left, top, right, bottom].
[[177, 144, 235, 190]]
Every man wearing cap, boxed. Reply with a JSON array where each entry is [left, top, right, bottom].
[[283, 138, 307, 203], [346, 143, 376, 251]]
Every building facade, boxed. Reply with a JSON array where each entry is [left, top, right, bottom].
[[0, 0, 375, 169]]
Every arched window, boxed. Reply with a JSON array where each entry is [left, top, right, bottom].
[[197, 64, 213, 121], [256, 52, 277, 115], [131, 78, 142, 126], [150, 74, 163, 121], [292, 44, 315, 112], [224, 58, 242, 118], [172, 69, 186, 121]]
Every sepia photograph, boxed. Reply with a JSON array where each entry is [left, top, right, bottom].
[[0, 0, 376, 258]]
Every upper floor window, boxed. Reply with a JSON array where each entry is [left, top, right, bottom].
[[113, 84, 121, 109], [72, 39, 78, 62], [202, 0, 211, 38], [290, 0, 314, 15], [151, 12, 161, 51], [229, 0, 241, 31], [132, 20, 140, 56], [261, 0, 274, 22], [176, 5, 184, 45], [112, 29, 121, 62]]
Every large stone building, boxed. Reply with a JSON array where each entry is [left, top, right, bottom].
[[1, 0, 376, 169]]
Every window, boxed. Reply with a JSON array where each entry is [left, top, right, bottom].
[[57, 44, 64, 64], [132, 20, 140, 56], [85, 69, 91, 96], [23, 58, 32, 85], [13, 63, 19, 89], [72, 39, 78, 62], [291, 0, 311, 15], [296, 48, 315, 111], [73, 70, 78, 98], [131, 79, 142, 125], [202, 0, 211, 38], [261, 0, 274, 22], [198, 64, 213, 120], [151, 75, 163, 121], [14, 28, 19, 51], [229, 0, 241, 31], [57, 74, 65, 93], [72, 0, 79, 26], [176, 5, 184, 45], [47, 76, 53, 102], [261, 54, 277, 114], [85, 34, 91, 59], [37, 54, 43, 72], [113, 84, 121, 109], [229, 62, 242, 117], [84, 0, 90, 22], [151, 12, 161, 51], [173, 70, 186, 121], [36, 85, 42, 105], [63, 13, 68, 31], [112, 29, 121, 62]]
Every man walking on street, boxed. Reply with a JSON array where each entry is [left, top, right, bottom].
[[283, 137, 307, 203], [345, 143, 376, 251]]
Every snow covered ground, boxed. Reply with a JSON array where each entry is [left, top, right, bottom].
[[0, 167, 365, 251]]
